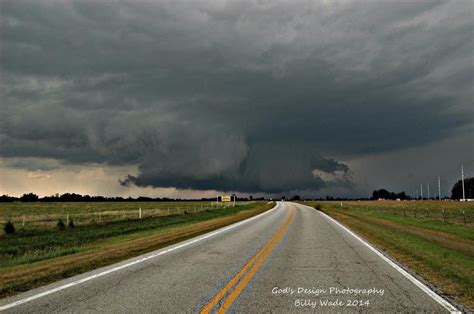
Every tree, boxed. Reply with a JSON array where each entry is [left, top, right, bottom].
[[0, 195, 17, 202], [371, 189, 409, 200], [291, 195, 301, 201], [4, 221, 15, 235], [451, 177, 474, 199], [20, 193, 39, 202]]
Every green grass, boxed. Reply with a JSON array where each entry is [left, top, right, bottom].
[[0, 201, 234, 230], [331, 200, 474, 225], [334, 204, 474, 240], [0, 201, 273, 297], [305, 200, 474, 310], [0, 201, 214, 216], [0, 202, 259, 268]]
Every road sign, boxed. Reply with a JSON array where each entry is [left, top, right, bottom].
[[221, 195, 231, 202]]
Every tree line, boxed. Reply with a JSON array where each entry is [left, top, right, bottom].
[[0, 193, 264, 203], [1, 177, 472, 202]]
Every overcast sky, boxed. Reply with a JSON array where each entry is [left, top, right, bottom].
[[1, 0, 473, 198]]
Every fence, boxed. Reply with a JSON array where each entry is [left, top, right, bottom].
[[373, 206, 471, 225], [0, 202, 241, 231]]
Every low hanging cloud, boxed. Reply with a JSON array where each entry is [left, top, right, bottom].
[[0, 0, 472, 194], [120, 144, 351, 193]]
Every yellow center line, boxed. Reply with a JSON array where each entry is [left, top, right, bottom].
[[200, 206, 296, 314]]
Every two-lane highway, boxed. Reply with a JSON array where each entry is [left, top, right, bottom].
[[0, 202, 458, 313]]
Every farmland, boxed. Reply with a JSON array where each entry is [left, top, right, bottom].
[[0, 201, 229, 230], [305, 200, 474, 309], [0, 201, 273, 297]]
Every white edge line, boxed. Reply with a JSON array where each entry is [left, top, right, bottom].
[[314, 208, 460, 314], [0, 202, 281, 311]]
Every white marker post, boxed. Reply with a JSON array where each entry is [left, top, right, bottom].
[[461, 164, 466, 201], [139, 207, 142, 219], [438, 176, 441, 200]]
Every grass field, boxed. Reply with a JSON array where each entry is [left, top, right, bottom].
[[304, 200, 474, 310], [0, 201, 229, 230], [0, 201, 273, 298]]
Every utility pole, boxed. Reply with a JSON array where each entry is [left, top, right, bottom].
[[461, 165, 466, 201], [438, 176, 441, 200], [420, 184, 423, 199]]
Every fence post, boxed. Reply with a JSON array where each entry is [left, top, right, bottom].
[[426, 209, 429, 218], [442, 210, 446, 223], [22, 215, 25, 227], [66, 214, 69, 226], [463, 211, 467, 224], [139, 207, 142, 219], [414, 209, 417, 218]]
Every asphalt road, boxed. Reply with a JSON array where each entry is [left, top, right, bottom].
[[0, 202, 458, 313]]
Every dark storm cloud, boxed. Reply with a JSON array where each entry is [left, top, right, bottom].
[[121, 144, 351, 193], [1, 0, 473, 194]]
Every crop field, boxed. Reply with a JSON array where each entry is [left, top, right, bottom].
[[0, 201, 273, 297], [305, 200, 474, 309]]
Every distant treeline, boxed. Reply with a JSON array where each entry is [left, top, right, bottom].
[[1, 193, 371, 203], [3, 176, 472, 202], [371, 189, 409, 200], [0, 193, 266, 203]]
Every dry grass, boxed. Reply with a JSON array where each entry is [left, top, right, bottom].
[[338, 210, 474, 257], [0, 201, 235, 230]]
